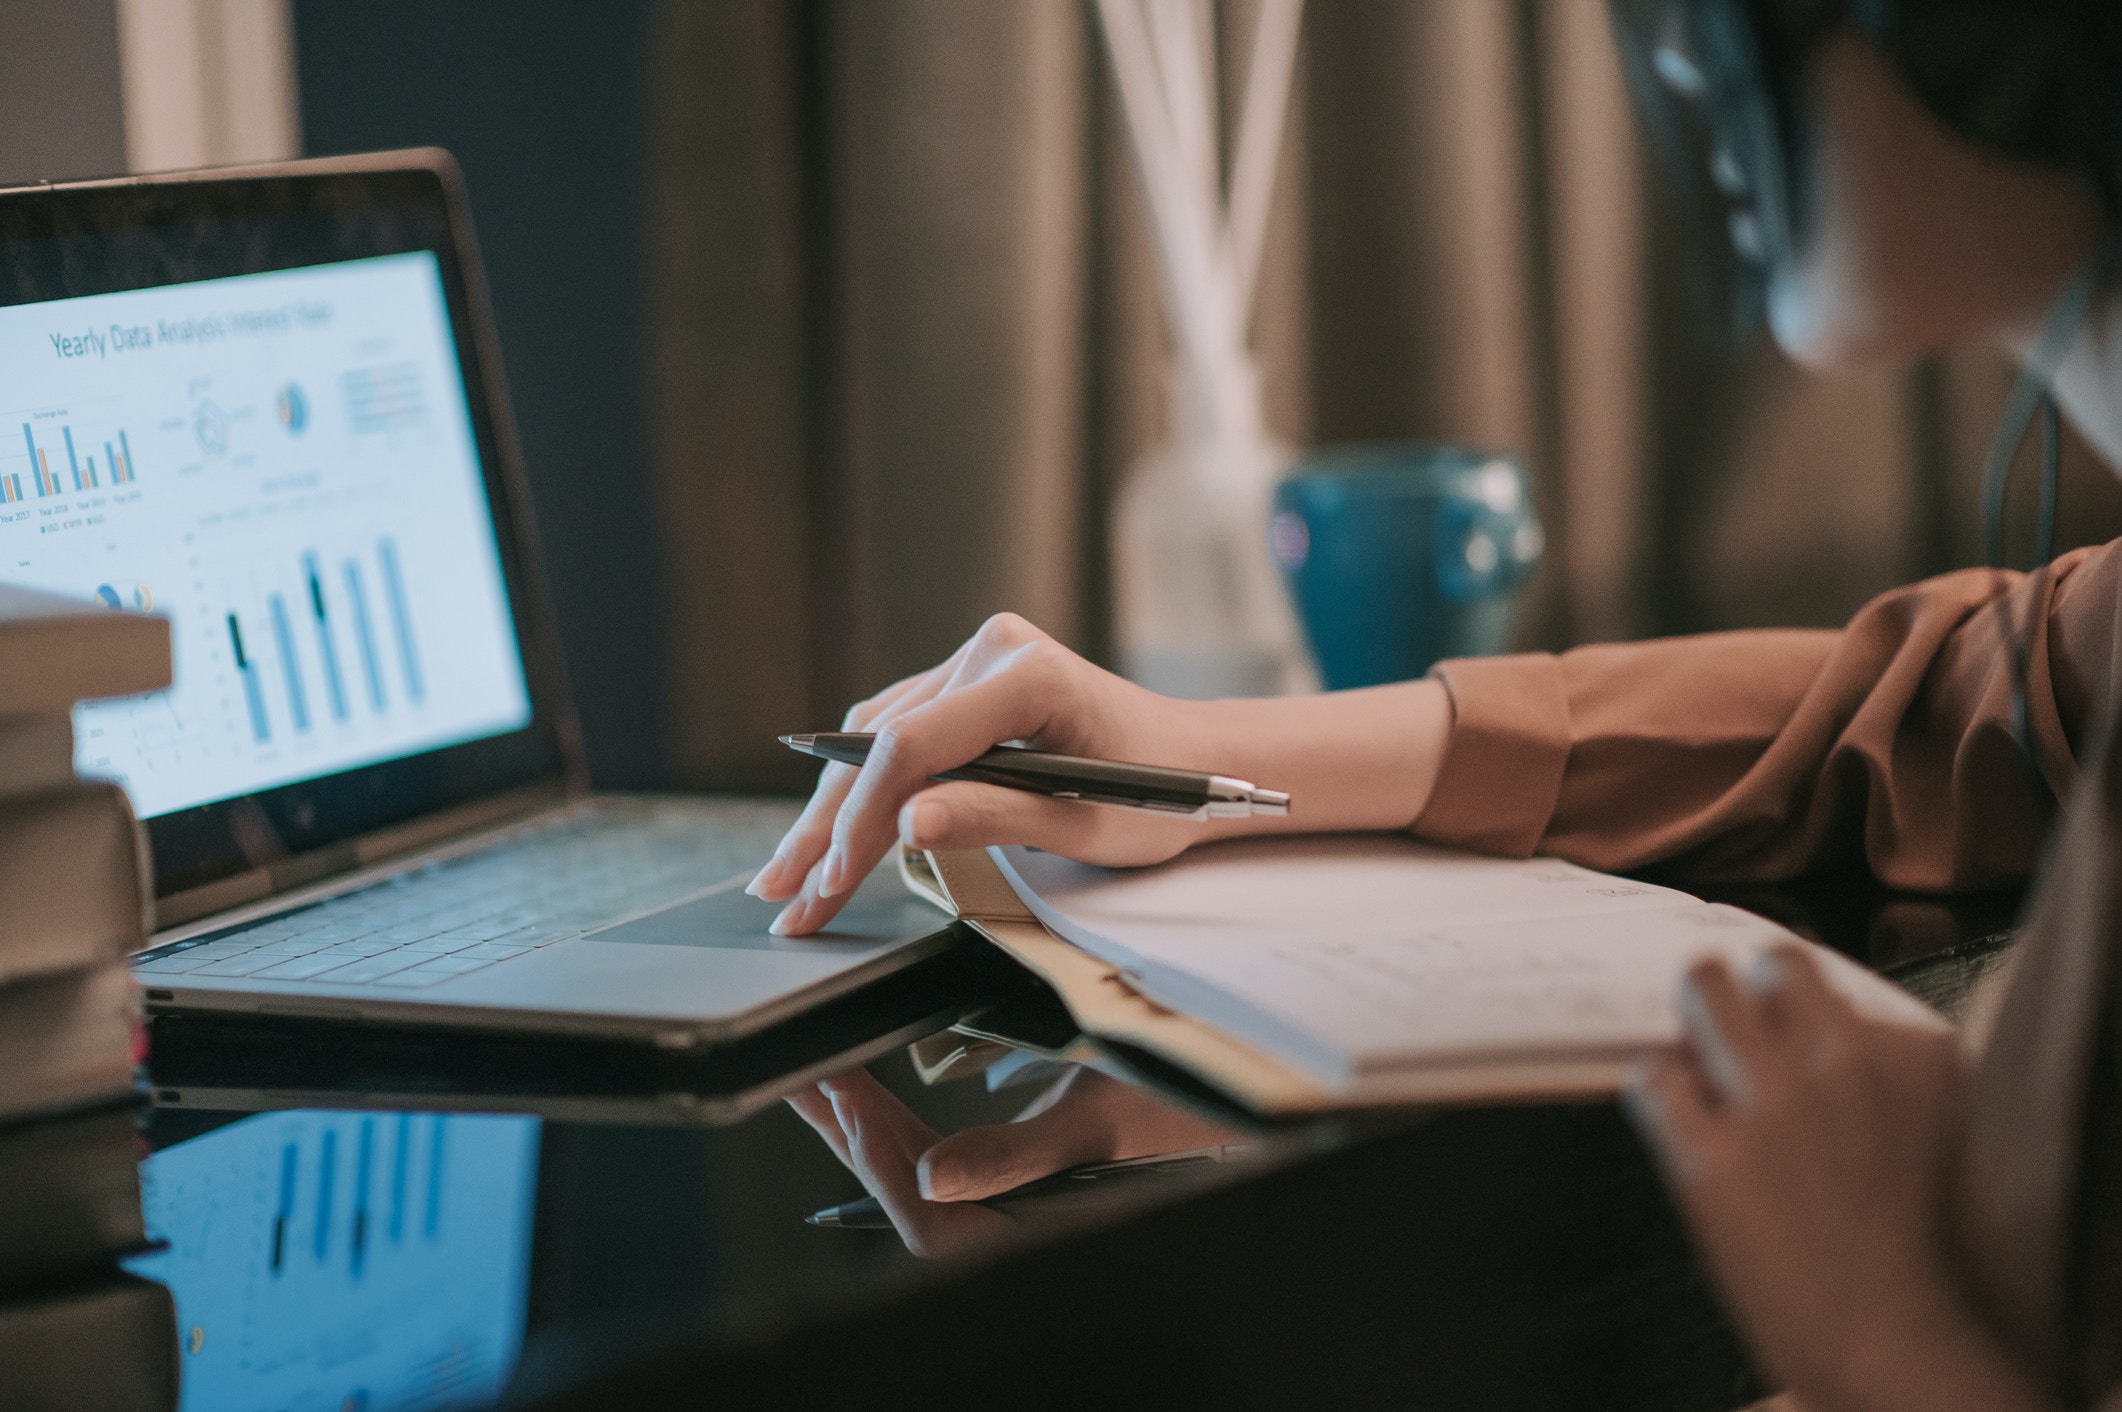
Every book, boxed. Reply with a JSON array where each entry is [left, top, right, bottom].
[[0, 783, 154, 987], [0, 965, 145, 1125], [0, 1104, 148, 1298], [0, 1272, 177, 1412], [0, 712, 75, 798], [902, 837, 1942, 1114], [0, 583, 171, 718]]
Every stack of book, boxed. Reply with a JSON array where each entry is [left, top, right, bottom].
[[0, 584, 179, 1411]]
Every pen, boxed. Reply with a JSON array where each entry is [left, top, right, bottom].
[[805, 1146, 1248, 1228], [779, 733, 1291, 820]]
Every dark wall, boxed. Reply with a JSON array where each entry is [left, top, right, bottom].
[[294, 0, 665, 788]]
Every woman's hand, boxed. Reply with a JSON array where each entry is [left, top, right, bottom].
[[751, 612, 1454, 935], [787, 1064, 1241, 1260], [1625, 945, 2047, 1412]]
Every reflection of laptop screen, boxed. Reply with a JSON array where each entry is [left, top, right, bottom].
[[0, 252, 532, 819], [125, 1110, 541, 1412]]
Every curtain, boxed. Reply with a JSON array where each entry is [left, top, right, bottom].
[[645, 0, 2122, 794]]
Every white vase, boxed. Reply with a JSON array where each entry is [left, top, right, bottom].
[[1111, 364, 1316, 700]]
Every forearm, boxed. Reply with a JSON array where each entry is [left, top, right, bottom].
[[1176, 678, 1452, 839], [1411, 540, 2122, 887]]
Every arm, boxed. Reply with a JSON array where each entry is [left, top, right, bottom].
[[758, 538, 2122, 933], [1418, 538, 2122, 890]]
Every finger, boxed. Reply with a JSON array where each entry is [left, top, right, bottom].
[[767, 852, 859, 936], [815, 663, 1058, 899], [786, 1085, 854, 1169], [918, 1077, 1121, 1201], [750, 662, 966, 901], [1622, 1051, 1719, 1187], [1748, 942, 1851, 1048], [818, 1071, 1011, 1257], [749, 760, 860, 902], [1677, 958, 1770, 1108], [898, 781, 1192, 865]]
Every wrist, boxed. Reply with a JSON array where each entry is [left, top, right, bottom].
[[1168, 678, 1455, 839]]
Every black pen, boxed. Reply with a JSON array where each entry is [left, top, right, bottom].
[[779, 733, 1290, 820], [805, 1146, 1248, 1228]]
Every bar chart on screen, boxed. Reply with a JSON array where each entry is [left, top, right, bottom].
[[0, 252, 534, 818], [10, 413, 142, 499], [211, 536, 429, 749], [126, 1110, 541, 1412]]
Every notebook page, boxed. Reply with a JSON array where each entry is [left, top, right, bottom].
[[993, 835, 1698, 967], [992, 838, 1940, 1089]]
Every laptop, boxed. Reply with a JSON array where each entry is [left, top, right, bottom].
[[0, 150, 956, 1046]]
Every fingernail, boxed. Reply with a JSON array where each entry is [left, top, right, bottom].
[[901, 798, 943, 849], [768, 903, 799, 936], [744, 860, 779, 898], [916, 1158, 958, 1202], [816, 849, 845, 898], [1745, 949, 1788, 995]]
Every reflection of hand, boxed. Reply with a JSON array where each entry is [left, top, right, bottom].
[[1625, 945, 2048, 1412], [788, 1064, 1240, 1260], [747, 612, 1451, 935]]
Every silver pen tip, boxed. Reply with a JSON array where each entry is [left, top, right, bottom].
[[780, 734, 812, 750], [1250, 789, 1291, 817]]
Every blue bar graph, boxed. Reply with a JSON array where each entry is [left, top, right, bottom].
[[228, 614, 271, 742], [352, 1119, 374, 1279], [305, 553, 350, 722], [62, 426, 81, 489], [344, 561, 387, 713], [118, 429, 136, 483], [390, 1113, 411, 1243], [272, 1143, 297, 1274], [314, 1128, 337, 1262], [269, 593, 312, 733], [378, 537, 425, 705], [424, 1115, 446, 1239]]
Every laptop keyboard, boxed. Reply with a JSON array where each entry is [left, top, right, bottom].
[[132, 806, 779, 991]]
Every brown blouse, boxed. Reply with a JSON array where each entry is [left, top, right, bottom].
[[1415, 538, 2122, 890]]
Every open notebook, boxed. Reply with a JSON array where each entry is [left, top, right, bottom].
[[900, 836, 1943, 1115]]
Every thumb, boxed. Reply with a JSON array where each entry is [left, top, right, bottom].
[[897, 780, 1189, 868]]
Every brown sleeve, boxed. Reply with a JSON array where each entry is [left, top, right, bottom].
[[1412, 537, 2122, 891]]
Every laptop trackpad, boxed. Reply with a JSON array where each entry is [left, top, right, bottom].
[[585, 872, 944, 952]]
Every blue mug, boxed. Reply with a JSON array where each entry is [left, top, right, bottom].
[[1270, 445, 1543, 691]]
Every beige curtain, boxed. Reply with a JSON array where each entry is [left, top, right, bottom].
[[645, 0, 2122, 794]]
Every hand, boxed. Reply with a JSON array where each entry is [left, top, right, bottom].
[[1625, 945, 2046, 1412], [750, 612, 1453, 934], [787, 1063, 1240, 1260]]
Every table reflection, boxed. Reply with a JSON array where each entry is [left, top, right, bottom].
[[125, 1111, 540, 1412]]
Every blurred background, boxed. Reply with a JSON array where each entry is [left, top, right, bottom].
[[6, 0, 2117, 794]]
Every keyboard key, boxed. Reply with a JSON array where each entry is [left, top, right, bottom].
[[371, 955, 493, 987], [257, 953, 360, 980], [177, 941, 261, 962], [193, 953, 296, 977], [398, 936, 480, 955], [311, 953, 424, 984], [451, 942, 531, 961], [131, 953, 212, 974], [252, 939, 332, 957], [408, 954, 492, 976], [318, 939, 399, 958]]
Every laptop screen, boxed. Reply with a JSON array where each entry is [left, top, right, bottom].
[[0, 160, 573, 902], [0, 252, 533, 819]]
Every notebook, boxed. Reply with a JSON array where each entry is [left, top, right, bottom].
[[901, 836, 1943, 1114]]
